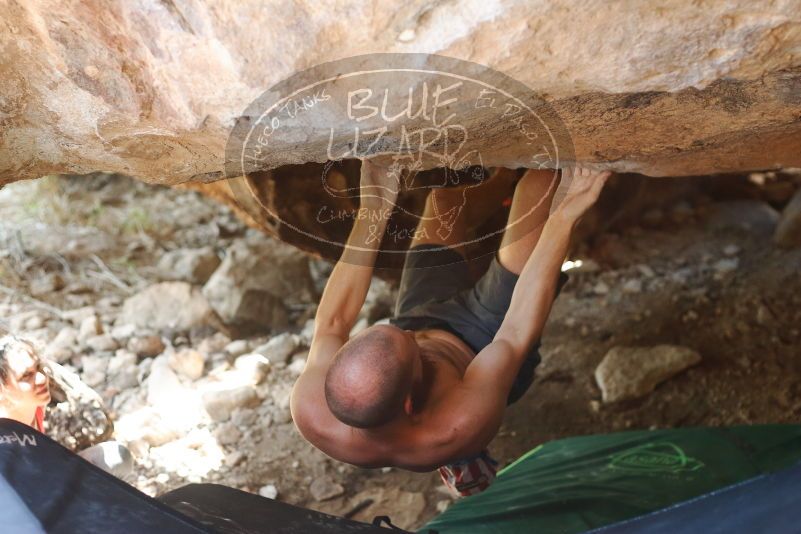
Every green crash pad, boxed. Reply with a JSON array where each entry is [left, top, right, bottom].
[[423, 425, 801, 533]]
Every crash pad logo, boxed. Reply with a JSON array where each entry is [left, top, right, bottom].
[[0, 431, 38, 447], [224, 53, 574, 267], [608, 443, 704, 474]]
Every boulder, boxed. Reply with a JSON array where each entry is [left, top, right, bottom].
[[157, 247, 221, 284], [167, 348, 206, 381], [109, 323, 137, 342], [24, 314, 47, 331], [224, 339, 251, 358], [362, 278, 398, 323], [79, 355, 108, 388], [231, 409, 258, 428], [118, 282, 213, 332], [213, 422, 243, 446], [258, 485, 278, 500], [233, 353, 271, 384], [141, 356, 205, 430], [3, 1, 800, 184], [44, 361, 113, 451], [115, 408, 180, 448], [310, 477, 345, 502], [196, 332, 232, 355], [595, 345, 702, 403], [76, 441, 134, 479], [224, 450, 246, 468], [128, 335, 166, 358], [775, 188, 801, 248], [145, 356, 188, 408], [252, 333, 300, 364], [44, 327, 78, 363], [287, 353, 308, 377], [2, 2, 800, 265], [77, 315, 102, 344], [106, 350, 140, 390], [62, 307, 97, 326], [85, 334, 119, 353], [29, 272, 65, 297], [202, 239, 315, 334], [202, 386, 260, 422], [299, 320, 316, 344], [265, 382, 294, 425]]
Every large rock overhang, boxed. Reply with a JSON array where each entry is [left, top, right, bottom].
[[1, 1, 799, 264]]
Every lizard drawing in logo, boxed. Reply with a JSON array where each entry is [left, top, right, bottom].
[[608, 442, 705, 474], [320, 148, 488, 242]]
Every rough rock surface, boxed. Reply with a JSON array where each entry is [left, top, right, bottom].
[[252, 333, 301, 364], [309, 477, 345, 502], [202, 386, 260, 422], [202, 238, 316, 334], [2, 2, 801, 265], [45, 361, 113, 450], [157, 247, 221, 284], [118, 282, 213, 332], [2, 0, 800, 183], [167, 348, 206, 381], [595, 345, 702, 403]]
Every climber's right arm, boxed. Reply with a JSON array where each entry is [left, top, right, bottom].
[[309, 157, 399, 353], [293, 157, 398, 438]]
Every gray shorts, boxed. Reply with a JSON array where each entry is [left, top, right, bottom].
[[389, 244, 569, 405]]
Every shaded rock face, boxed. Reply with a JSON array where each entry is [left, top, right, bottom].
[[202, 238, 316, 334], [1, 1, 800, 260]]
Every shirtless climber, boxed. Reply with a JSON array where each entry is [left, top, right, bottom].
[[291, 156, 610, 496]]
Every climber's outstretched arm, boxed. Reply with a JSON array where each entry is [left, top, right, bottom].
[[310, 157, 399, 347], [294, 157, 399, 436], [462, 167, 611, 408]]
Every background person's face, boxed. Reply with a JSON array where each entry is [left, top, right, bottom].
[[1, 346, 50, 413]]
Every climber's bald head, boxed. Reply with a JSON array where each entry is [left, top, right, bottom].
[[324, 325, 420, 429]]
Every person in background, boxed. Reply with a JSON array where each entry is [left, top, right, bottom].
[[0, 335, 133, 479]]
